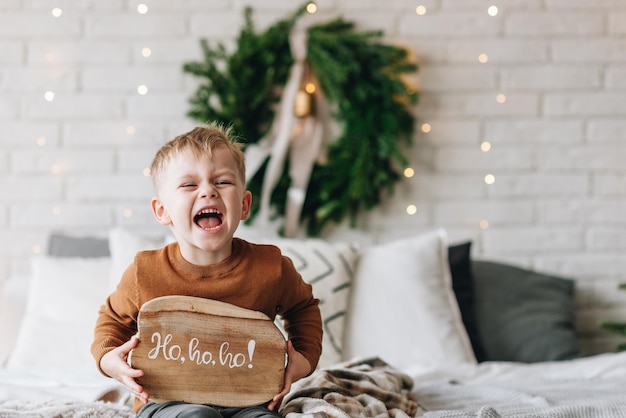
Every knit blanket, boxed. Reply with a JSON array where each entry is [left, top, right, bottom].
[[279, 357, 417, 418]]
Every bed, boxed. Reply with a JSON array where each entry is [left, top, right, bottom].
[[1, 228, 625, 417]]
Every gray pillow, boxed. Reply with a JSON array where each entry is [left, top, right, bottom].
[[47, 233, 110, 258], [472, 260, 581, 363]]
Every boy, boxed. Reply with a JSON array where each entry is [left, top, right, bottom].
[[91, 124, 323, 418]]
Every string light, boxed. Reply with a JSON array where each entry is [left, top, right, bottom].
[[479, 220, 489, 229], [304, 82, 315, 94], [488, 5, 498, 16], [484, 174, 495, 185], [480, 141, 491, 152], [141, 47, 152, 58], [403, 167, 415, 178], [306, 3, 317, 13], [496, 93, 506, 103], [137, 84, 149, 95], [44, 91, 55, 101], [32, 244, 42, 254], [123, 208, 133, 218], [142, 167, 151, 176], [421, 123, 431, 133], [415, 5, 427, 15], [478, 53, 489, 63], [406, 204, 417, 215], [36, 137, 46, 147], [51, 8, 63, 17], [137, 4, 148, 14], [126, 125, 136, 135]]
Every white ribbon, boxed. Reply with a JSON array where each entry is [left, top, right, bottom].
[[244, 28, 327, 238]]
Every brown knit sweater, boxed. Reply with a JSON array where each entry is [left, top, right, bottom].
[[91, 238, 322, 407]]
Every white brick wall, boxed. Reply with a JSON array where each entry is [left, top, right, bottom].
[[1, 0, 625, 355]]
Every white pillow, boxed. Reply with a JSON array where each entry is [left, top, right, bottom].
[[265, 238, 359, 369], [342, 229, 476, 370], [109, 228, 171, 288], [5, 256, 112, 373]]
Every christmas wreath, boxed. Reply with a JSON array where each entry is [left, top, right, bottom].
[[183, 3, 417, 236]]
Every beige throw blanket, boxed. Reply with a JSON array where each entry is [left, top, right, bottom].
[[279, 357, 417, 418]]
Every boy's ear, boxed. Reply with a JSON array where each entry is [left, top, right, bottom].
[[240, 190, 252, 221], [151, 197, 172, 225]]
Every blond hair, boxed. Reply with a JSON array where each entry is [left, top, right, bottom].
[[150, 123, 246, 191]]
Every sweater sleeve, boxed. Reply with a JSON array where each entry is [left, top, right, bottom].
[[278, 256, 323, 373], [91, 261, 140, 376]]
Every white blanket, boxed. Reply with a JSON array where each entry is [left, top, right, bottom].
[[407, 351, 626, 418]]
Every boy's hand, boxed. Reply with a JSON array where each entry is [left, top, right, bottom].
[[267, 340, 311, 411], [100, 336, 149, 404]]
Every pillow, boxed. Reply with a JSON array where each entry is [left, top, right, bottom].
[[471, 260, 581, 363], [343, 229, 476, 370], [265, 238, 359, 369], [47, 232, 110, 257], [448, 242, 487, 362], [5, 256, 113, 373], [109, 228, 171, 288]]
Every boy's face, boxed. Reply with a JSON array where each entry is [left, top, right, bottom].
[[151, 145, 252, 265]]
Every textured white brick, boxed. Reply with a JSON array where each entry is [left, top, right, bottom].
[[0, 122, 59, 147], [125, 93, 188, 118], [132, 40, 203, 64], [84, 15, 186, 38], [0, 178, 62, 203], [1, 68, 77, 92], [447, 39, 549, 63], [25, 0, 124, 10], [483, 228, 584, 253], [434, 200, 534, 226], [588, 119, 626, 142], [11, 204, 114, 228], [537, 146, 626, 171], [416, 120, 481, 145], [24, 94, 123, 120], [593, 175, 626, 196], [417, 93, 538, 117], [608, 12, 626, 35], [501, 66, 602, 90], [118, 148, 159, 174], [435, 147, 533, 172], [419, 66, 497, 92], [398, 12, 500, 36], [0, 97, 19, 119], [538, 200, 626, 225], [489, 174, 588, 197], [552, 39, 626, 63], [0, 41, 23, 64], [505, 12, 604, 36], [65, 121, 166, 146], [485, 120, 583, 144], [11, 148, 114, 174], [82, 67, 182, 92], [535, 254, 626, 279], [587, 228, 626, 250], [66, 175, 152, 201], [0, 14, 81, 37], [545, 93, 626, 115], [27, 41, 129, 65]]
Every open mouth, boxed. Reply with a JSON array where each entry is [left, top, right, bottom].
[[194, 208, 223, 230]]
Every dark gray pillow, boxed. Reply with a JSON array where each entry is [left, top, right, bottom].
[[448, 242, 487, 362], [472, 260, 581, 363], [47, 233, 110, 257]]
